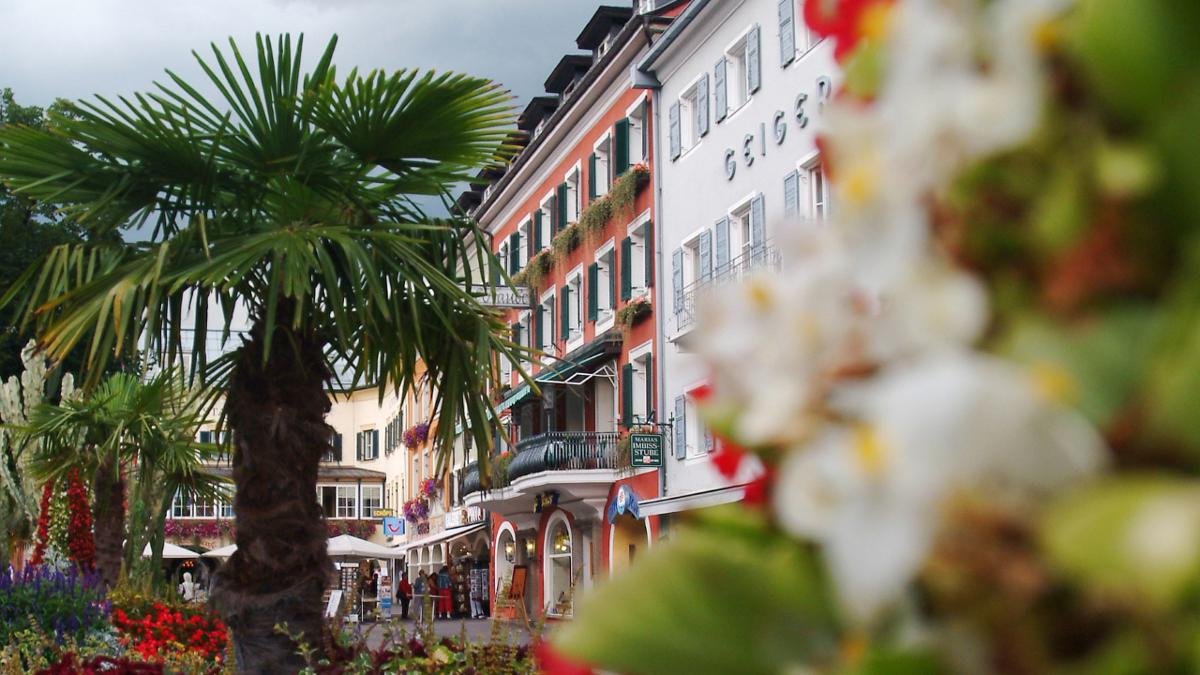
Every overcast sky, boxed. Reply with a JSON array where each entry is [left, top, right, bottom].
[[1, 0, 601, 109]]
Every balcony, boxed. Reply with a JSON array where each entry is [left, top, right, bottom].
[[509, 431, 624, 480], [464, 431, 629, 518], [673, 243, 782, 335]]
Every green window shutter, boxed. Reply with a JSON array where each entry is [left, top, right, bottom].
[[508, 235, 519, 273], [588, 154, 597, 201], [372, 429, 380, 460], [644, 354, 654, 420], [621, 363, 634, 427], [644, 221, 654, 288], [356, 432, 363, 461], [747, 24, 762, 94], [535, 306, 545, 351], [614, 118, 631, 176], [333, 434, 342, 462], [673, 396, 687, 459], [533, 210, 544, 250], [200, 431, 212, 444], [587, 263, 599, 322], [620, 237, 633, 301], [556, 183, 569, 230], [560, 286, 570, 341]]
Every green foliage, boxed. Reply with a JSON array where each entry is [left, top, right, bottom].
[[522, 250, 555, 292], [555, 507, 837, 675], [1041, 475, 1200, 608], [0, 566, 109, 645], [614, 298, 652, 329], [577, 165, 649, 238], [550, 223, 581, 259]]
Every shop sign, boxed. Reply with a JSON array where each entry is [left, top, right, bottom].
[[373, 508, 395, 518], [722, 76, 833, 181], [630, 433, 663, 468], [381, 516, 404, 538], [533, 491, 560, 513], [607, 485, 642, 521], [469, 284, 531, 308]]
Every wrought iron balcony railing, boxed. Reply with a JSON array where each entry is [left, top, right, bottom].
[[507, 431, 625, 482], [462, 462, 482, 497], [673, 243, 782, 334]]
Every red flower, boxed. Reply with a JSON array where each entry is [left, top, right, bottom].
[[804, 0, 895, 62], [535, 641, 593, 675], [742, 468, 775, 507], [710, 440, 748, 480]]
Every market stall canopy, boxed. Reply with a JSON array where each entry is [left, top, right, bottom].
[[143, 542, 200, 560], [327, 534, 403, 559], [201, 543, 238, 558]]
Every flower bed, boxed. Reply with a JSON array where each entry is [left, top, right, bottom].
[[0, 566, 108, 644], [109, 598, 227, 663], [163, 519, 376, 541]]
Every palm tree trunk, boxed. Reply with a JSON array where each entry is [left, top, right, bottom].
[[91, 454, 125, 587], [211, 311, 332, 673]]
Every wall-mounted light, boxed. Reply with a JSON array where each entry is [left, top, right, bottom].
[[524, 538, 536, 557], [504, 540, 515, 563]]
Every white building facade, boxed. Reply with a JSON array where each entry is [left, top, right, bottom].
[[636, 0, 839, 513]]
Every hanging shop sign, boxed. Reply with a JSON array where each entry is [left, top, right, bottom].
[[723, 75, 833, 181], [381, 516, 404, 538], [470, 284, 532, 308], [630, 433, 663, 468], [373, 508, 395, 518], [533, 491, 561, 513], [607, 485, 642, 521]]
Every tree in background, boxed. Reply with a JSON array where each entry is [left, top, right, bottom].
[[0, 340, 72, 569], [0, 34, 519, 671], [22, 369, 223, 589], [0, 90, 83, 382]]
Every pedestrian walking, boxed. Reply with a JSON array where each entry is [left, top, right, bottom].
[[437, 565, 453, 619], [413, 571, 428, 623], [398, 572, 412, 620]]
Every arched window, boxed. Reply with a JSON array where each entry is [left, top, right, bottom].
[[545, 516, 573, 617], [495, 526, 516, 594]]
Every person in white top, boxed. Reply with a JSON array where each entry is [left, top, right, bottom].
[[178, 572, 196, 601]]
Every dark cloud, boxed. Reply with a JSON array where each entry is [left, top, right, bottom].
[[1, 0, 600, 108]]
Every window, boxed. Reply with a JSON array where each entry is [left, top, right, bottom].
[[358, 429, 379, 461], [725, 36, 750, 112], [361, 485, 383, 518], [498, 240, 511, 276], [565, 167, 581, 223], [518, 220, 531, 268], [622, 345, 654, 426], [538, 293, 556, 354], [627, 101, 647, 165], [590, 244, 616, 324], [545, 518, 573, 617], [220, 500, 234, 519], [193, 496, 217, 519], [323, 432, 343, 463], [519, 311, 533, 365], [539, 195, 556, 244], [170, 491, 192, 519], [678, 85, 699, 153], [730, 201, 753, 263], [564, 271, 583, 344], [336, 485, 358, 519], [620, 219, 653, 301], [807, 161, 828, 220], [591, 135, 611, 199]]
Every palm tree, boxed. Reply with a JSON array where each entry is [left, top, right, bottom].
[[22, 368, 223, 588], [0, 34, 517, 670]]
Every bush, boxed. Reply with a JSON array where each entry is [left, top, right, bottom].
[[288, 625, 534, 675], [0, 566, 108, 644], [108, 588, 228, 664]]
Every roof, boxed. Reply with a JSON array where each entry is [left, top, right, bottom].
[[636, 0, 714, 79], [203, 465, 387, 482], [544, 55, 594, 95], [576, 5, 635, 50], [517, 96, 560, 131], [469, 13, 673, 220]]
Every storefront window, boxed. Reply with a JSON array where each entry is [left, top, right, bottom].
[[546, 520, 573, 616], [336, 485, 357, 518], [361, 485, 382, 518]]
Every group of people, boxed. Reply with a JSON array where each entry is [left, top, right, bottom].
[[394, 565, 487, 621], [396, 566, 452, 621]]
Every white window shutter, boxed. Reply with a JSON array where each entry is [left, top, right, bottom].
[[697, 73, 710, 137], [747, 24, 762, 94], [698, 229, 712, 282], [714, 216, 730, 274], [784, 170, 801, 217], [669, 101, 682, 160], [671, 248, 684, 315], [673, 396, 687, 459], [778, 0, 796, 66], [714, 57, 728, 123], [750, 193, 766, 257]]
